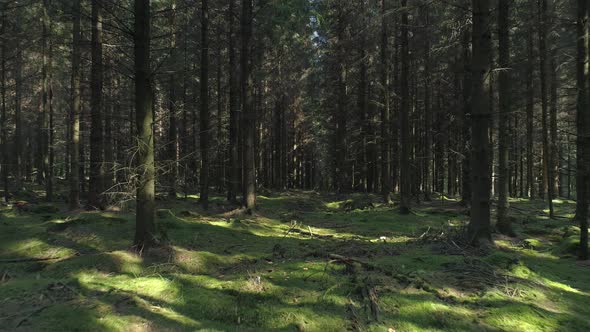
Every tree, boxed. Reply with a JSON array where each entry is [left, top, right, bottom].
[[134, 0, 156, 248], [38, 0, 50, 198], [89, 0, 105, 209], [241, 0, 256, 210], [538, 0, 554, 217], [461, 28, 472, 206], [380, 0, 392, 203], [167, 1, 178, 199], [227, 0, 240, 203], [423, 8, 432, 202], [576, 0, 589, 260], [199, 0, 210, 209], [69, 0, 82, 210], [14, 21, 23, 190], [333, 1, 348, 193], [526, 0, 536, 199], [399, 0, 411, 213], [1, 4, 7, 202], [468, 0, 493, 246], [497, 0, 514, 236]]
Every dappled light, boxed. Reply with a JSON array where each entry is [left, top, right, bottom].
[[1, 193, 590, 331]]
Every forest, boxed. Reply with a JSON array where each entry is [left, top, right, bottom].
[[0, 0, 589, 330]]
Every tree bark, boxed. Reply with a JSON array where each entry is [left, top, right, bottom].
[[0, 6, 7, 202], [14, 24, 23, 189], [423, 9, 432, 202], [497, 0, 514, 236], [89, 0, 105, 209], [38, 0, 49, 194], [357, 0, 368, 193], [549, 48, 559, 198], [334, 2, 348, 193], [199, 0, 210, 209], [576, 0, 589, 260], [468, 0, 493, 246], [461, 29, 472, 206], [538, 0, 554, 217], [133, 0, 156, 249], [168, 2, 178, 198], [227, 0, 240, 203], [381, 0, 392, 203], [526, 5, 535, 199], [241, 0, 256, 210], [399, 0, 411, 213]]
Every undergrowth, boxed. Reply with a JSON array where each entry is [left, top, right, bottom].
[[0, 192, 589, 331]]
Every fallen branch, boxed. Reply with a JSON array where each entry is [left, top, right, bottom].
[[16, 305, 49, 328], [0, 253, 82, 264], [328, 254, 371, 269], [0, 257, 62, 264]]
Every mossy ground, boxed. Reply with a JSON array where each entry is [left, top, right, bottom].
[[1, 192, 589, 331]]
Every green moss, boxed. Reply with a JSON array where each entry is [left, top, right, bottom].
[[1, 192, 589, 331]]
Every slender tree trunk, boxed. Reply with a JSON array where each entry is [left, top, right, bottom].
[[526, 2, 536, 199], [357, 0, 368, 192], [227, 0, 240, 203], [241, 0, 256, 210], [423, 9, 432, 202], [399, 0, 411, 213], [461, 29, 472, 206], [104, 59, 115, 195], [134, 0, 156, 249], [576, 0, 589, 260], [538, 0, 554, 217], [199, 0, 210, 209], [0, 7, 7, 202], [80, 84, 86, 196], [89, 0, 104, 209], [468, 0, 493, 246], [549, 48, 559, 197], [381, 0, 392, 203], [47, 31, 54, 202], [497, 0, 514, 236], [334, 2, 347, 193], [14, 26, 22, 189], [38, 0, 49, 192], [168, 1, 178, 198]]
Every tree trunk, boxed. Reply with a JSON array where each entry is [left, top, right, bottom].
[[380, 0, 392, 203], [526, 1, 536, 199], [133, 0, 156, 249], [497, 0, 514, 236], [468, 0, 493, 246], [576, 0, 589, 260], [227, 0, 240, 203], [357, 0, 368, 193], [399, 0, 411, 213], [168, 3, 179, 199], [0, 6, 7, 202], [241, 0, 256, 210], [461, 29, 472, 206], [538, 0, 554, 217], [14, 25, 23, 189], [334, 2, 348, 193], [69, 0, 82, 209], [104, 61, 115, 196], [199, 0, 210, 209], [423, 9, 432, 202], [549, 48, 559, 198], [38, 0, 49, 194], [47, 29, 54, 202], [89, 0, 104, 209]]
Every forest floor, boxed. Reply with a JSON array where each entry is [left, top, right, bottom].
[[0, 191, 589, 331]]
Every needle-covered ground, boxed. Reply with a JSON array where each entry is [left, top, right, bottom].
[[1, 192, 589, 331]]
